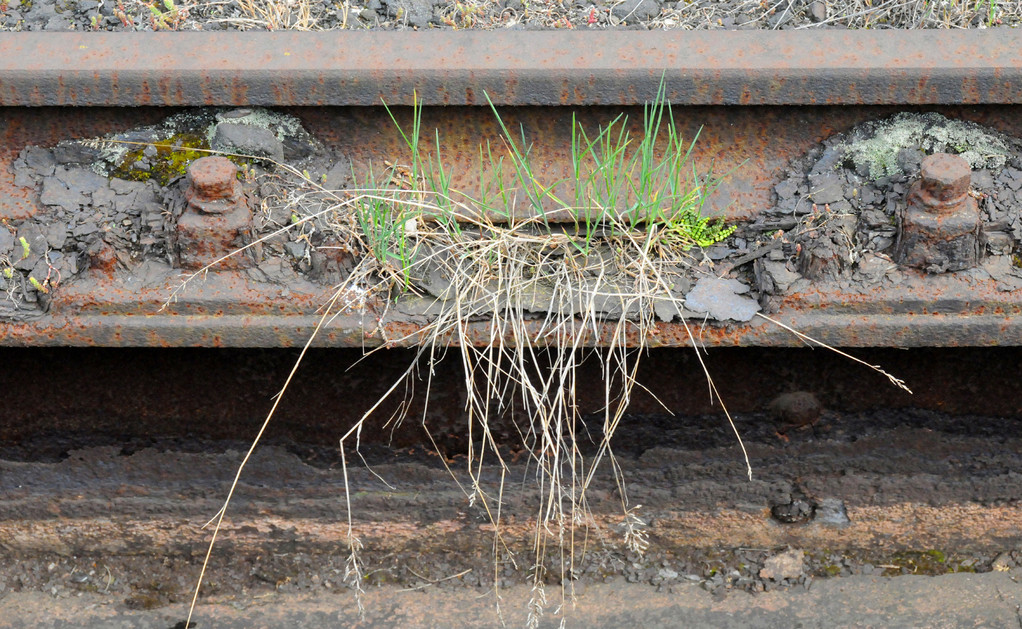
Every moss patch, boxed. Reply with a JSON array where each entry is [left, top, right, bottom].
[[110, 132, 250, 186]]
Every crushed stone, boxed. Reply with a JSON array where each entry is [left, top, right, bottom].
[[2, 0, 1018, 32]]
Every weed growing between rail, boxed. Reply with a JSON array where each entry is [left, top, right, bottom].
[[170, 93, 909, 627]]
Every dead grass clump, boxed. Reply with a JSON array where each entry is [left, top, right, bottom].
[[177, 91, 908, 627]]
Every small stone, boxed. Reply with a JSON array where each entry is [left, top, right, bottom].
[[50, 143, 101, 166], [211, 123, 285, 163], [768, 391, 822, 430], [72, 222, 100, 237], [91, 186, 117, 211], [991, 552, 1015, 572], [45, 222, 68, 249], [771, 498, 815, 524], [284, 240, 308, 259], [55, 167, 109, 195], [21, 146, 56, 176], [684, 277, 760, 322], [807, 172, 845, 205], [986, 232, 1013, 256], [760, 260, 801, 293], [611, 0, 659, 22], [14, 225, 47, 272], [110, 178, 146, 195], [815, 498, 851, 527], [40, 178, 86, 211], [774, 178, 800, 201], [0, 228, 13, 254], [322, 160, 353, 190], [808, 0, 827, 22], [760, 549, 805, 582], [384, 0, 435, 27]]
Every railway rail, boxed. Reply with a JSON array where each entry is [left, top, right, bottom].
[[1, 30, 1021, 349], [2, 29, 1022, 628]]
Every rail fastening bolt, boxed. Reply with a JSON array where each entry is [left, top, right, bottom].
[[174, 156, 255, 270], [186, 156, 239, 210], [893, 152, 982, 273], [916, 153, 971, 209]]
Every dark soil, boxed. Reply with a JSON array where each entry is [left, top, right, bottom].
[[0, 346, 1021, 626], [2, 404, 1021, 617]]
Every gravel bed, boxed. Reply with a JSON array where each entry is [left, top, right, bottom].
[[2, 0, 1020, 32]]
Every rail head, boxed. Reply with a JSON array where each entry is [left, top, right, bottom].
[[0, 30, 1020, 106]]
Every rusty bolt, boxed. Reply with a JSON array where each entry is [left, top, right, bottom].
[[915, 153, 971, 210], [174, 156, 254, 270], [184, 156, 242, 214], [893, 153, 982, 273]]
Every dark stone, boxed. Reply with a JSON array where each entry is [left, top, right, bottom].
[[759, 260, 801, 293], [111, 178, 146, 195], [55, 167, 109, 196], [0, 229, 13, 255], [611, 0, 659, 22], [282, 137, 316, 161], [28, 257, 52, 287], [985, 231, 1013, 255], [21, 146, 56, 175], [972, 169, 994, 190], [40, 177, 87, 210], [769, 391, 821, 430], [72, 222, 100, 237], [384, 0, 435, 27], [774, 178, 800, 201], [91, 186, 117, 210], [12, 162, 37, 189], [770, 499, 815, 524], [45, 222, 68, 249], [14, 225, 47, 272], [323, 161, 352, 190], [51, 143, 101, 165], [284, 241, 308, 259], [808, 0, 827, 22], [211, 123, 285, 163], [45, 15, 72, 30], [807, 172, 845, 205]]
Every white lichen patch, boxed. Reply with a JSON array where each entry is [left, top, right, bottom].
[[842, 112, 1010, 180]]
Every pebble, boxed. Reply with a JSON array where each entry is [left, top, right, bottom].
[[760, 549, 805, 581], [769, 391, 822, 432], [808, 0, 827, 22]]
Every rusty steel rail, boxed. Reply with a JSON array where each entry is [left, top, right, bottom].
[[0, 31, 1021, 106], [2, 31, 1022, 348]]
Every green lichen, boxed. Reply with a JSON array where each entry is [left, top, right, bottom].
[[882, 549, 954, 576], [843, 112, 1010, 180]]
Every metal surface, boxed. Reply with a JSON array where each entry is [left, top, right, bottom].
[[174, 156, 255, 270], [3, 104, 1022, 347], [1, 34, 1022, 348], [894, 153, 982, 272], [1, 31, 1022, 107], [0, 266, 1014, 348]]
